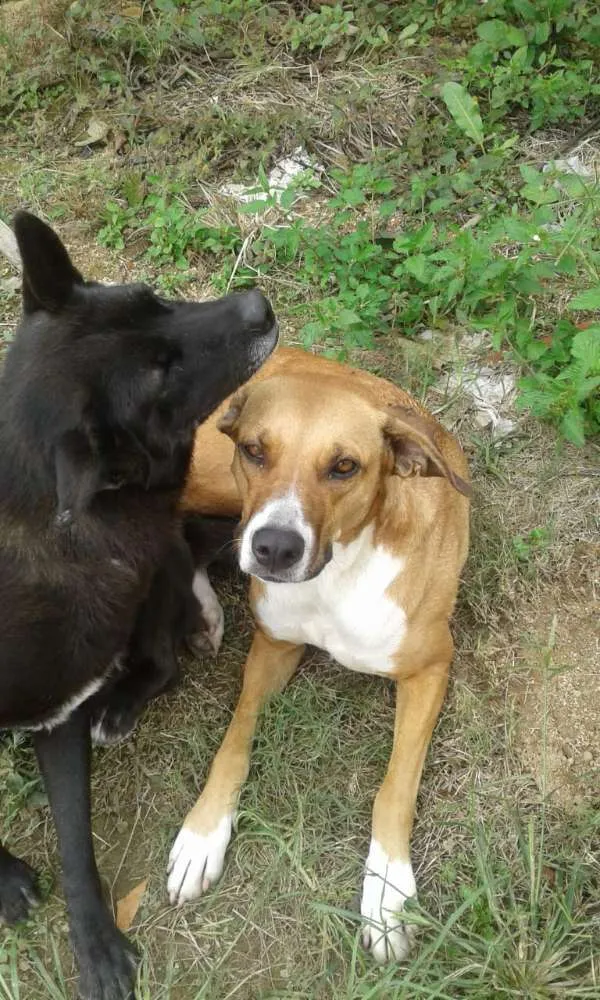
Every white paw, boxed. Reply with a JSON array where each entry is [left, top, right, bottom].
[[360, 840, 417, 963], [167, 815, 232, 905], [191, 569, 224, 655]]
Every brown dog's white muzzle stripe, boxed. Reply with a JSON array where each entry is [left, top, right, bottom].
[[238, 491, 315, 582]]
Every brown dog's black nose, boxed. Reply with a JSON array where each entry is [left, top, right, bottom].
[[252, 527, 305, 573]]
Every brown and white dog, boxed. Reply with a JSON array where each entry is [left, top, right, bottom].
[[167, 347, 471, 962]]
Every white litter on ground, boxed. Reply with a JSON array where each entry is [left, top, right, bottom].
[[219, 146, 323, 205], [444, 366, 517, 439], [542, 155, 596, 180]]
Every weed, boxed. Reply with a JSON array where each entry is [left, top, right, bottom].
[[512, 526, 553, 564], [98, 176, 242, 274], [289, 5, 360, 56], [225, 161, 599, 439], [457, 4, 600, 130], [97, 141, 600, 438]]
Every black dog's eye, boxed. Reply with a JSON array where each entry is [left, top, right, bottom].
[[240, 442, 264, 465], [329, 458, 360, 479]]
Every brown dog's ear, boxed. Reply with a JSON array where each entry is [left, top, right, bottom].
[[54, 429, 107, 525], [217, 388, 248, 439], [384, 405, 472, 498]]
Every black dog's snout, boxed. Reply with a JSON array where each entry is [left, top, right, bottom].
[[252, 527, 305, 573], [238, 289, 276, 331]]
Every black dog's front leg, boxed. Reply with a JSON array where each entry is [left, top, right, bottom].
[[90, 535, 197, 746], [90, 520, 238, 747], [0, 842, 40, 924], [33, 708, 137, 1000]]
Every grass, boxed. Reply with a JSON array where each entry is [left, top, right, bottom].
[[1, 583, 598, 999], [1, 1, 600, 998]]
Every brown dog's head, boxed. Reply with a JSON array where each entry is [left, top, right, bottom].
[[218, 374, 471, 583]]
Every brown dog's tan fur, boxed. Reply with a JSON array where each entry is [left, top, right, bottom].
[[170, 347, 470, 961]]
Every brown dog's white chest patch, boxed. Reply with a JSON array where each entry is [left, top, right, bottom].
[[255, 525, 406, 675]]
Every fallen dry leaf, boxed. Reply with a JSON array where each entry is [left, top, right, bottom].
[[74, 117, 109, 147], [116, 878, 148, 931], [113, 130, 128, 154]]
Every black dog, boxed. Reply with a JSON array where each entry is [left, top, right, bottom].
[[0, 212, 278, 1000], [90, 516, 238, 747]]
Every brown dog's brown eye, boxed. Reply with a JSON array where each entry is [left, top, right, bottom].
[[240, 442, 264, 465], [329, 458, 359, 479]]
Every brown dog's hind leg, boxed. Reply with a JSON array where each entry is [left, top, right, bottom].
[[168, 627, 303, 905], [361, 654, 450, 963]]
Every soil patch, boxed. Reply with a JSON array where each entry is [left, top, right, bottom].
[[515, 594, 600, 808]]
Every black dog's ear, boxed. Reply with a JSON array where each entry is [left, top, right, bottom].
[[13, 211, 84, 314], [54, 429, 105, 524]]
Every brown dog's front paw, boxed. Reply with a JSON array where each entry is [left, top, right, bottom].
[[360, 841, 417, 963], [167, 815, 232, 905]]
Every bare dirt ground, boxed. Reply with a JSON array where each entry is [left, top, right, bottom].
[[516, 595, 600, 809]]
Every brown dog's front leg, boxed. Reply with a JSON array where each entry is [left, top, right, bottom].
[[361, 658, 450, 964], [168, 627, 304, 905]]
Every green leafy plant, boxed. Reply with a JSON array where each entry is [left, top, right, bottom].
[[458, 0, 600, 129], [84, 0, 600, 442], [517, 325, 600, 444], [98, 177, 242, 269], [512, 526, 553, 563], [227, 156, 600, 440], [289, 4, 357, 54], [287, 2, 394, 55], [441, 81, 485, 149]]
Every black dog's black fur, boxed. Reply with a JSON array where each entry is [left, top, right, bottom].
[[0, 212, 277, 1000], [90, 516, 238, 745]]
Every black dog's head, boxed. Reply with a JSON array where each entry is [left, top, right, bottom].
[[3, 212, 278, 523]]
